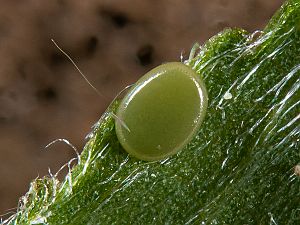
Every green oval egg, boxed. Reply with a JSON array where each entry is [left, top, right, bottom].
[[115, 62, 208, 161]]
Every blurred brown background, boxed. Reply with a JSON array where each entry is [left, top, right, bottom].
[[0, 0, 284, 217]]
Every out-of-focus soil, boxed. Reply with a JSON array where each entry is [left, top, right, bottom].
[[0, 0, 284, 215]]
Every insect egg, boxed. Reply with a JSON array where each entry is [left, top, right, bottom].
[[115, 62, 208, 161]]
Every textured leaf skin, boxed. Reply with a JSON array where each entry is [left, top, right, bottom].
[[4, 0, 300, 224]]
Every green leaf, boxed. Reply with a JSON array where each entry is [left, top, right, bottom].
[[4, 0, 300, 224]]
